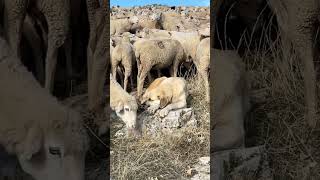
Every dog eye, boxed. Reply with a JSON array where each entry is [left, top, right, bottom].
[[49, 147, 61, 156], [125, 107, 130, 111]]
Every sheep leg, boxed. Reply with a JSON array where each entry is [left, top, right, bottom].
[[118, 66, 125, 87], [194, 61, 202, 81], [44, 42, 59, 92], [87, 39, 94, 101], [269, 0, 317, 127], [4, 0, 27, 58], [85, 0, 99, 86], [130, 74, 134, 91], [111, 63, 119, 82], [90, 49, 108, 112], [87, 50, 93, 109], [289, 17, 317, 128], [172, 60, 180, 77], [87, 4, 102, 108], [200, 69, 209, 102], [42, 1, 70, 92], [124, 65, 132, 92], [157, 69, 162, 77], [22, 15, 45, 85], [147, 72, 154, 83], [299, 43, 317, 128], [89, 27, 108, 112], [124, 73, 129, 92], [64, 34, 73, 92], [198, 57, 210, 102], [137, 66, 150, 98]]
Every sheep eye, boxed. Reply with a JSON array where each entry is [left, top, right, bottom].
[[49, 147, 61, 156], [119, 109, 124, 114]]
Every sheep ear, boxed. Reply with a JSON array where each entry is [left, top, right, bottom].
[[115, 101, 124, 113], [200, 34, 206, 41], [19, 126, 42, 160], [159, 91, 171, 109]]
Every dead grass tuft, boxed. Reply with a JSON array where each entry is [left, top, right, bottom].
[[243, 28, 320, 178]]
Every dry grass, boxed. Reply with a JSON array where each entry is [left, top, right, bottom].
[[110, 71, 210, 180], [242, 25, 320, 178]]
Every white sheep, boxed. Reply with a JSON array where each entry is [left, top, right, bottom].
[[194, 37, 210, 102], [111, 36, 135, 91], [131, 13, 162, 32], [137, 28, 171, 39], [139, 29, 207, 63], [169, 30, 206, 62], [133, 38, 186, 98], [110, 74, 140, 136], [110, 17, 138, 35], [212, 49, 250, 152], [159, 12, 185, 31], [0, 38, 89, 180]]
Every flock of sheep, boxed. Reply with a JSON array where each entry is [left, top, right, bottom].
[[109, 5, 210, 135]]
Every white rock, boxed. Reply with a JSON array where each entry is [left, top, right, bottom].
[[198, 156, 210, 166]]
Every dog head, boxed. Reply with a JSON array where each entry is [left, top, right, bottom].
[[141, 77, 172, 109]]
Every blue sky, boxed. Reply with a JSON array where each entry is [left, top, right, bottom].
[[110, 0, 210, 7]]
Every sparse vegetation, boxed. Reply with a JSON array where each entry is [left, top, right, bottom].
[[241, 20, 320, 178]]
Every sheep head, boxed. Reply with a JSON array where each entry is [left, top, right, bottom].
[[17, 110, 89, 180], [114, 100, 138, 130]]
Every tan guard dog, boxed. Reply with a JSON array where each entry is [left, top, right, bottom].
[[141, 77, 187, 117]]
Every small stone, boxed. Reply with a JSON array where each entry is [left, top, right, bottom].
[[198, 157, 210, 166], [186, 168, 197, 177], [115, 128, 126, 137]]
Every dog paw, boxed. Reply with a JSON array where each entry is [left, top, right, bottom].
[[147, 106, 158, 114], [159, 109, 169, 117]]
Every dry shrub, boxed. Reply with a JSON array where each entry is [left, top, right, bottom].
[[242, 24, 320, 178]]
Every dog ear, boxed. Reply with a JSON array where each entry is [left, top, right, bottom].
[[18, 125, 43, 161], [147, 77, 166, 91], [159, 90, 172, 109], [200, 34, 206, 41]]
